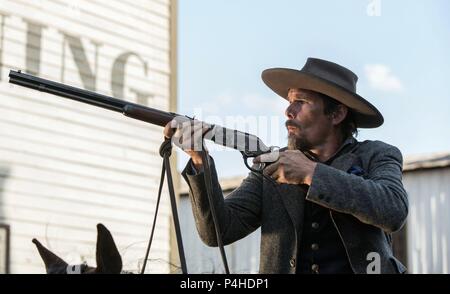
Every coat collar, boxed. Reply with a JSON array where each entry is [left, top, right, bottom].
[[303, 136, 357, 164]]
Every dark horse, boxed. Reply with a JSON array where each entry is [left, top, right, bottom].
[[32, 224, 124, 274]]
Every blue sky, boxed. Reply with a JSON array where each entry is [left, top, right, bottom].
[[178, 0, 450, 177]]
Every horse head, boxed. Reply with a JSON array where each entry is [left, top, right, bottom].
[[33, 223, 123, 274]]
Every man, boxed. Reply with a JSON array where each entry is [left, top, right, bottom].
[[164, 58, 408, 274]]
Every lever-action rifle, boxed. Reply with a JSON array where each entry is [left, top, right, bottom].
[[8, 70, 278, 172]]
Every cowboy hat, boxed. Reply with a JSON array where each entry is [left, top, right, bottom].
[[261, 58, 384, 128]]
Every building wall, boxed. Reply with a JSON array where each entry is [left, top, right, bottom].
[[180, 189, 260, 274], [0, 0, 176, 273], [403, 167, 450, 274]]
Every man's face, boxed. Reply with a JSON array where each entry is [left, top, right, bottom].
[[285, 88, 334, 151]]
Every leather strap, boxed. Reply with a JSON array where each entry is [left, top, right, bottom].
[[141, 139, 230, 274], [141, 139, 188, 274]]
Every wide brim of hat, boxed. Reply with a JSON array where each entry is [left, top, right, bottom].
[[262, 68, 384, 128]]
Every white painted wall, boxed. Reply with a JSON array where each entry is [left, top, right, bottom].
[[0, 0, 175, 273]]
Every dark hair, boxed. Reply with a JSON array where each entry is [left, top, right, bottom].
[[320, 93, 358, 138]]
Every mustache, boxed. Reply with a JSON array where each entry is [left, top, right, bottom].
[[285, 120, 302, 129]]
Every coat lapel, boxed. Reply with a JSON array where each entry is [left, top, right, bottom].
[[269, 180, 307, 230], [270, 150, 359, 230]]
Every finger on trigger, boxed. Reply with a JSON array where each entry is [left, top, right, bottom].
[[253, 156, 261, 164], [263, 161, 279, 176]]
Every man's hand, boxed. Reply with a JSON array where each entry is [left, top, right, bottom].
[[163, 117, 211, 169], [255, 150, 318, 185]]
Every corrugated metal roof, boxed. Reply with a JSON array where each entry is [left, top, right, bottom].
[[403, 152, 450, 172]]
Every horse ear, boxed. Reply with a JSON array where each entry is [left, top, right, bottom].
[[32, 239, 68, 274], [95, 224, 122, 274]]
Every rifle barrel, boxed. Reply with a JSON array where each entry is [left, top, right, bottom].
[[8, 70, 177, 127], [8, 70, 272, 157]]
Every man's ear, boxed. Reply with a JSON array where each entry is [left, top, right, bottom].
[[95, 224, 122, 274], [331, 105, 348, 126], [32, 239, 69, 274]]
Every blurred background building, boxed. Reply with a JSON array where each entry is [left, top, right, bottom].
[[0, 0, 177, 273], [179, 177, 261, 274], [401, 153, 450, 274]]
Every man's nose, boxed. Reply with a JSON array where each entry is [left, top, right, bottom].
[[285, 104, 296, 119]]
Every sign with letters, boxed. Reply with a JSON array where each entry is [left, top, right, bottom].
[[0, 12, 154, 104]]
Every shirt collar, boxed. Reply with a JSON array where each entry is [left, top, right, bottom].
[[304, 136, 357, 164]]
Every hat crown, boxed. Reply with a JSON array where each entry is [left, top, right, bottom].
[[260, 58, 384, 128], [301, 58, 358, 93]]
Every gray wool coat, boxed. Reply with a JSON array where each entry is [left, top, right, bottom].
[[181, 138, 409, 274]]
